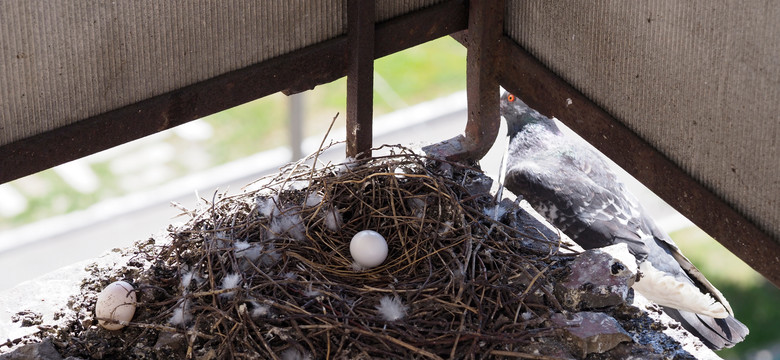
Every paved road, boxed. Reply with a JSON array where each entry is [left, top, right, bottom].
[[0, 93, 686, 291]]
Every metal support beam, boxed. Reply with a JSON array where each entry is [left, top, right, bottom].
[[423, 0, 503, 162], [346, 0, 375, 159], [497, 36, 780, 288]]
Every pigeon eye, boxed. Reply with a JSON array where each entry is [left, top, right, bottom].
[[507, 94, 516, 102]]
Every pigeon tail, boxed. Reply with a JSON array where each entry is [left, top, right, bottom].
[[663, 307, 749, 350], [633, 261, 729, 318]]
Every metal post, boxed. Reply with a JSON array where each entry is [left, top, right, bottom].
[[346, 0, 375, 159]]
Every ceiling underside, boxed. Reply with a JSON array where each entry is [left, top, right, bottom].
[[504, 0, 779, 246], [0, 0, 447, 146]]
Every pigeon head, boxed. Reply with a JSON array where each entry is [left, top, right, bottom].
[[500, 91, 560, 137]]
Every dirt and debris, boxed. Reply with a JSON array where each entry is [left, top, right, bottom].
[[11, 311, 43, 328], [555, 245, 637, 312], [0, 145, 718, 359], [550, 311, 633, 357]]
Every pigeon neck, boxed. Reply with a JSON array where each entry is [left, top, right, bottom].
[[506, 113, 562, 138]]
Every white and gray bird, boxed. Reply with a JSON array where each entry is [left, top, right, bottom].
[[500, 91, 748, 349]]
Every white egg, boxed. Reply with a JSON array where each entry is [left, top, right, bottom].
[[95, 281, 137, 330], [350, 230, 389, 268]]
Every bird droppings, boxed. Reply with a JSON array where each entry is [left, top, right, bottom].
[[10, 310, 42, 328], [0, 145, 722, 359]]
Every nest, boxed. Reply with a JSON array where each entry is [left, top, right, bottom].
[[63, 145, 575, 359]]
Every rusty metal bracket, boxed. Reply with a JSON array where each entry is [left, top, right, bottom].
[[422, 0, 503, 163]]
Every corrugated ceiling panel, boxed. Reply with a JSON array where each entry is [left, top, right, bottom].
[[375, 0, 447, 22], [0, 1, 347, 146], [505, 0, 779, 239], [0, 0, 451, 149]]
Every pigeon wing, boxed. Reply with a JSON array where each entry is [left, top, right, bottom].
[[568, 144, 734, 314], [505, 147, 651, 258]]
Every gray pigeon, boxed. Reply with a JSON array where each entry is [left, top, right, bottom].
[[500, 91, 748, 349]]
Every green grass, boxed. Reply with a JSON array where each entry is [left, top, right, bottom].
[[671, 227, 763, 288], [375, 37, 466, 103], [200, 93, 289, 164], [671, 227, 780, 358]]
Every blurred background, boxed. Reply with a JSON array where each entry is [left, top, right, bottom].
[[0, 37, 777, 359]]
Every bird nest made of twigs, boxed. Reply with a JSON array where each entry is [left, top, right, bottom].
[[59, 144, 576, 359]]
